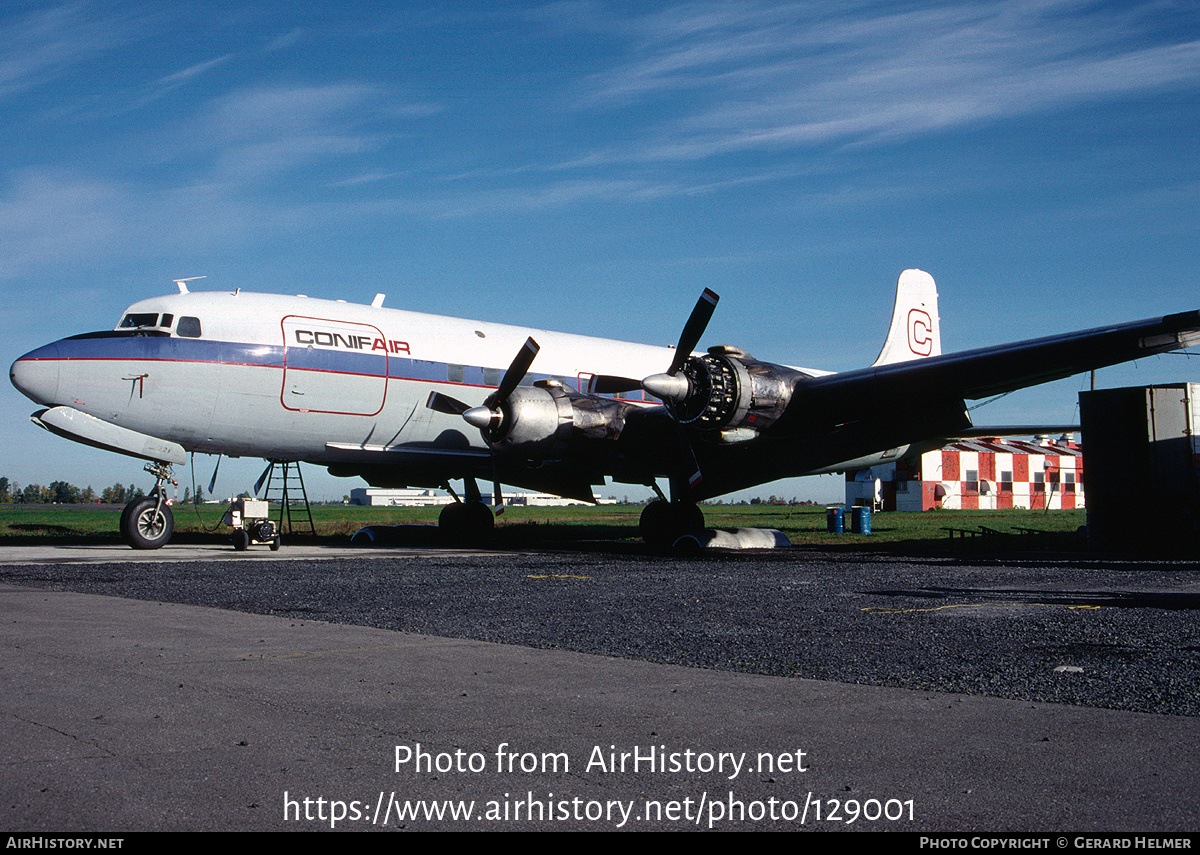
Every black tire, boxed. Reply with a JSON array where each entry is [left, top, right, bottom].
[[438, 501, 495, 544], [640, 500, 704, 549], [122, 498, 174, 550], [119, 499, 136, 540], [233, 530, 249, 551], [270, 535, 281, 551]]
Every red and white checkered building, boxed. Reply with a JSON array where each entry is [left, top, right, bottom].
[[846, 436, 1084, 511]]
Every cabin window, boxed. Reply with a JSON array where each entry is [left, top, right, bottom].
[[482, 367, 502, 387], [177, 316, 202, 338], [446, 364, 465, 384], [120, 313, 160, 328]]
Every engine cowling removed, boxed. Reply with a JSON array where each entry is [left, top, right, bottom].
[[667, 346, 804, 438]]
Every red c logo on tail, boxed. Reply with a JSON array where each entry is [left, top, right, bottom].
[[908, 309, 933, 356]]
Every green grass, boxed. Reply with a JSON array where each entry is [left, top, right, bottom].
[[0, 502, 1086, 549]]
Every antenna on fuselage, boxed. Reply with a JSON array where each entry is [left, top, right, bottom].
[[372, 293, 386, 308], [173, 276, 206, 294]]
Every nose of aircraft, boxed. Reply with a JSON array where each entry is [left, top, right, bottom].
[[10, 343, 60, 406]]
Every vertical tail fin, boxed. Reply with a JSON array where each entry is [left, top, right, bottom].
[[872, 269, 940, 366]]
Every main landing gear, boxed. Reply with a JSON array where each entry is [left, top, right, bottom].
[[639, 499, 704, 549], [120, 462, 176, 550], [438, 500, 494, 543], [437, 477, 494, 544]]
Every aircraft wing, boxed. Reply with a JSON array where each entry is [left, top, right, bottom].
[[788, 309, 1200, 420], [637, 307, 1200, 501]]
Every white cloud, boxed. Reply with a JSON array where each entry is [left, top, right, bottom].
[[162, 83, 389, 183], [0, 2, 137, 97], [574, 0, 1200, 162]]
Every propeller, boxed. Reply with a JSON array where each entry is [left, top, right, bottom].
[[462, 337, 540, 436], [427, 337, 540, 439], [590, 289, 720, 495], [588, 288, 719, 403], [425, 337, 541, 513]]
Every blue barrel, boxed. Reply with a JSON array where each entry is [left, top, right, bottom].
[[851, 506, 872, 534], [826, 507, 845, 533]]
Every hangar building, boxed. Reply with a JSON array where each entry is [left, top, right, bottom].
[[845, 435, 1084, 512]]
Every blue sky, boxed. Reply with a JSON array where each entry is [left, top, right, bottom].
[[3, 0, 1200, 504]]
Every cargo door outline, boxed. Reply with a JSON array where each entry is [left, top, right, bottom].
[[281, 316, 387, 416]]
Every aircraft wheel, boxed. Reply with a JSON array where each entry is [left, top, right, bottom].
[[639, 500, 704, 549], [122, 498, 174, 550], [438, 501, 494, 544]]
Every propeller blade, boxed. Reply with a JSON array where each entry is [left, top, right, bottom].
[[670, 418, 704, 492], [494, 337, 540, 403], [588, 374, 642, 395], [254, 460, 274, 496], [426, 390, 471, 416], [207, 454, 222, 495], [667, 289, 719, 376], [492, 461, 504, 514]]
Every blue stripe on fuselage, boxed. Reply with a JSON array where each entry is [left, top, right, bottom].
[[18, 334, 581, 393]]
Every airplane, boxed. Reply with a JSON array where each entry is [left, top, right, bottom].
[[9, 270, 1200, 549]]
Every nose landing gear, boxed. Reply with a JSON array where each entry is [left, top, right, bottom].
[[119, 462, 176, 549]]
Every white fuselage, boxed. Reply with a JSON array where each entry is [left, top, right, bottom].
[[12, 289, 679, 465]]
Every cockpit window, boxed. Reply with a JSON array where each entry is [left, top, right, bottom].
[[177, 316, 202, 338], [120, 313, 160, 328]]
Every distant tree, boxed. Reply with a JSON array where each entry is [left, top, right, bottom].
[[50, 481, 81, 504], [22, 484, 50, 503], [0, 477, 9, 503], [193, 486, 203, 505]]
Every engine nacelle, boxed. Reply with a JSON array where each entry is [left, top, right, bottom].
[[483, 380, 632, 458], [672, 346, 802, 438]]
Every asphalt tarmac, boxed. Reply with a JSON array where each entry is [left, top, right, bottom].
[[1, 540, 1198, 832]]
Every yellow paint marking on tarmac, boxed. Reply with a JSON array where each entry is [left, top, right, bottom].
[[526, 574, 592, 580]]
